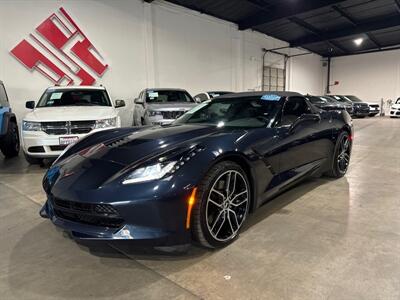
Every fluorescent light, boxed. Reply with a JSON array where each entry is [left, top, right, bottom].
[[354, 38, 364, 46]]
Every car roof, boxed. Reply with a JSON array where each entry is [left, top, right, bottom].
[[46, 85, 106, 91], [217, 91, 302, 99]]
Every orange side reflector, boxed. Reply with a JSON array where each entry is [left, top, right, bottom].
[[186, 187, 197, 229]]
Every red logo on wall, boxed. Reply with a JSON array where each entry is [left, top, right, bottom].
[[10, 7, 108, 86]]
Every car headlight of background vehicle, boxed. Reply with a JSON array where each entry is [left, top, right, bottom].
[[94, 117, 117, 129], [149, 110, 162, 117], [22, 121, 41, 131], [122, 145, 203, 184]]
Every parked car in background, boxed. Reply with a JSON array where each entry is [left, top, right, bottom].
[[389, 98, 400, 118], [366, 102, 380, 117], [0, 80, 20, 158], [305, 95, 351, 113], [22, 86, 124, 164], [133, 88, 198, 126], [194, 91, 233, 102], [331, 95, 370, 117]]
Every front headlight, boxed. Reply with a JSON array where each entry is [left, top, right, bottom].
[[122, 145, 203, 185], [94, 117, 117, 129], [23, 121, 41, 131], [122, 161, 177, 184], [149, 110, 162, 117]]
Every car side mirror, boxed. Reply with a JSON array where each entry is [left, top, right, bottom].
[[115, 99, 126, 108], [289, 113, 321, 134], [194, 96, 202, 103], [26, 101, 35, 109]]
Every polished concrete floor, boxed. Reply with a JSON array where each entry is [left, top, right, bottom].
[[0, 117, 399, 300]]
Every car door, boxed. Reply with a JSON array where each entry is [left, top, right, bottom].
[[274, 96, 329, 184]]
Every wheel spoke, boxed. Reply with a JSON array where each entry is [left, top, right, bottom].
[[214, 215, 226, 237], [229, 172, 237, 198], [210, 211, 224, 233], [231, 198, 248, 207], [227, 213, 235, 234], [208, 199, 223, 208], [231, 190, 248, 203], [211, 188, 225, 200], [229, 209, 240, 229], [225, 172, 232, 196]]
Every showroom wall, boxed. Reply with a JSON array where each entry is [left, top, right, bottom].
[[328, 50, 400, 103], [0, 0, 324, 125]]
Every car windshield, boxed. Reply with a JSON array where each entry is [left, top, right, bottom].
[[146, 90, 194, 103], [307, 96, 336, 104], [208, 91, 232, 99], [344, 95, 363, 102], [37, 89, 111, 107], [332, 95, 351, 103], [396, 98, 400, 104], [174, 96, 281, 128]]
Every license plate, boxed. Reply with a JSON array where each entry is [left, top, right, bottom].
[[59, 136, 79, 145]]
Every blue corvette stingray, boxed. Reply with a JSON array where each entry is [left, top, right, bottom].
[[40, 92, 353, 249]]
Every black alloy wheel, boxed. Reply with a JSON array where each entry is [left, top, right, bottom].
[[192, 161, 250, 248]]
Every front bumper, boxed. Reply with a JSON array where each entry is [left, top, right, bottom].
[[40, 180, 193, 246], [22, 128, 116, 158], [390, 110, 400, 117]]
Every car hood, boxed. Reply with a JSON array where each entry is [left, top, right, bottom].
[[24, 106, 116, 122], [147, 103, 197, 111], [48, 124, 242, 190], [391, 104, 400, 109]]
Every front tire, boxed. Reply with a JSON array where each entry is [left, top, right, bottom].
[[0, 121, 20, 158], [326, 131, 351, 178], [192, 161, 250, 249]]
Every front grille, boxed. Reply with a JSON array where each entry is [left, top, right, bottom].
[[160, 111, 186, 119], [397, 112, 400, 116], [50, 145, 68, 151], [41, 121, 96, 135], [369, 105, 379, 108], [51, 197, 123, 228]]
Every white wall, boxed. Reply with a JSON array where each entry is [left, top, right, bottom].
[[0, 0, 324, 125], [329, 50, 400, 103]]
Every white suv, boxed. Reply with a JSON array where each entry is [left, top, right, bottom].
[[22, 86, 125, 164]]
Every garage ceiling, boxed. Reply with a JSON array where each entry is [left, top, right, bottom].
[[160, 0, 400, 57]]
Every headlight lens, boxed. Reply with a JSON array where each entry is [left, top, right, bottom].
[[122, 161, 177, 184], [149, 110, 162, 117], [94, 117, 117, 129], [122, 145, 203, 185], [23, 121, 41, 131]]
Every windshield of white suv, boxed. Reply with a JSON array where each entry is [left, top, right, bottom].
[[174, 96, 281, 128], [146, 90, 194, 103], [37, 89, 111, 107]]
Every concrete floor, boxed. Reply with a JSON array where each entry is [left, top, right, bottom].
[[0, 117, 399, 300]]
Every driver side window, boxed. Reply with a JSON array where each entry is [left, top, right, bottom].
[[280, 97, 311, 126]]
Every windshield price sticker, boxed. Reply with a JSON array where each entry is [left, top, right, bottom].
[[50, 92, 63, 100], [261, 94, 281, 101]]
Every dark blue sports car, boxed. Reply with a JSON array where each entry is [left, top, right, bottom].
[[40, 92, 353, 249]]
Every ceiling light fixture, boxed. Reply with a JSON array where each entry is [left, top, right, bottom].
[[354, 38, 364, 46]]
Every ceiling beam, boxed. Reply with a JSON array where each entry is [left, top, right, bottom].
[[238, 0, 346, 30], [332, 5, 381, 48], [288, 17, 348, 54], [291, 15, 400, 47]]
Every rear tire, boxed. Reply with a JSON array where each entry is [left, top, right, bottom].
[[326, 131, 351, 178], [192, 161, 250, 249], [24, 153, 43, 165], [0, 121, 20, 158]]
